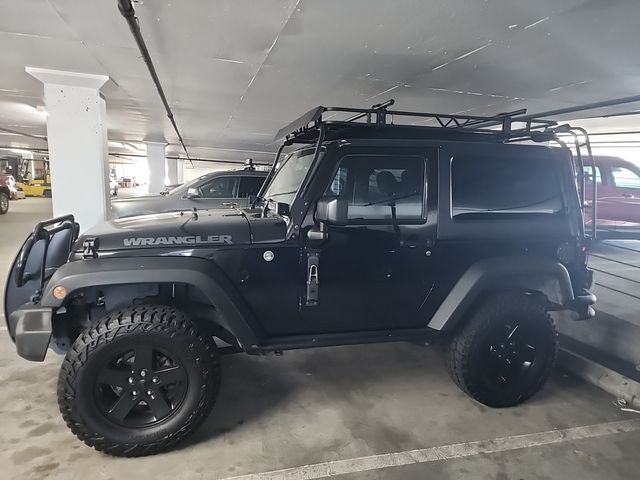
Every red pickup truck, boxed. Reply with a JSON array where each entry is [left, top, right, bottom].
[[584, 156, 640, 234]]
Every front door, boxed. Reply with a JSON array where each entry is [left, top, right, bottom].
[[297, 148, 437, 334]]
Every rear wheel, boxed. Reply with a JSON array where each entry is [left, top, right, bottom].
[[58, 305, 220, 456], [0, 191, 8, 214], [446, 293, 558, 408]]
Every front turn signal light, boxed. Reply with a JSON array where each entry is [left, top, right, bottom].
[[53, 285, 67, 300]]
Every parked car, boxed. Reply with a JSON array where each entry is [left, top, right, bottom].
[[160, 183, 182, 195], [111, 169, 268, 218], [0, 174, 11, 214], [0, 173, 19, 199], [583, 156, 640, 233]]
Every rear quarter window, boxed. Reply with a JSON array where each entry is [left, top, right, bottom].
[[451, 155, 563, 218]]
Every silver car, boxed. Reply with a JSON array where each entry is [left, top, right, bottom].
[[111, 169, 268, 218]]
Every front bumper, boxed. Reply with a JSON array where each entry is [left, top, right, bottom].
[[8, 305, 53, 361]]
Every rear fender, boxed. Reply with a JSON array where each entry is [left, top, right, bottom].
[[427, 256, 574, 332]]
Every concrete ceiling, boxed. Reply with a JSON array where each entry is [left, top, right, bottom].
[[1, 0, 640, 164]]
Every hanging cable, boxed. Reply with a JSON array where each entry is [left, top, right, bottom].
[[117, 0, 192, 164]]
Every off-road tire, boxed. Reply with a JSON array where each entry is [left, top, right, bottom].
[[0, 191, 8, 214], [446, 293, 558, 408], [57, 305, 220, 456]]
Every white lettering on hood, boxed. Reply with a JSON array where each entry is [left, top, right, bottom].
[[123, 235, 233, 247]]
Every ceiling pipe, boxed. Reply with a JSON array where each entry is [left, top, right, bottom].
[[117, 0, 192, 165], [112, 152, 272, 166], [517, 94, 640, 121], [0, 126, 47, 142]]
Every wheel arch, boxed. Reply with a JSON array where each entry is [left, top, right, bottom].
[[428, 256, 574, 332], [42, 256, 262, 348]]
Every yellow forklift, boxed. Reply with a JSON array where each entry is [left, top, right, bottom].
[[15, 158, 52, 197]]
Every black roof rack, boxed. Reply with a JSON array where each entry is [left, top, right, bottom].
[[274, 99, 559, 145], [275, 93, 640, 146]]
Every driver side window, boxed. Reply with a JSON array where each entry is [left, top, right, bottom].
[[326, 154, 426, 222], [612, 165, 640, 189], [199, 176, 238, 199]]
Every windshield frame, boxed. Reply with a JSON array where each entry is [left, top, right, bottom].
[[257, 147, 320, 208]]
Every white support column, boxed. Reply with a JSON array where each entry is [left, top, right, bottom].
[[26, 67, 109, 232], [145, 141, 167, 194], [177, 159, 185, 184], [166, 157, 179, 186]]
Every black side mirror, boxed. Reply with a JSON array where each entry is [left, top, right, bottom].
[[308, 197, 348, 242], [315, 196, 348, 225]]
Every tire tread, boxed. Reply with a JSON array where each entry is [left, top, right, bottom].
[[446, 293, 558, 408], [57, 305, 220, 457]]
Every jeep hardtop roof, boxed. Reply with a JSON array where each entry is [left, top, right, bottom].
[[270, 98, 640, 241]]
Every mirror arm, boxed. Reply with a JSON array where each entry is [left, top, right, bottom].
[[307, 221, 329, 242]]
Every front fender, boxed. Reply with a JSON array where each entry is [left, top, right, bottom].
[[427, 256, 575, 331], [42, 256, 262, 347]]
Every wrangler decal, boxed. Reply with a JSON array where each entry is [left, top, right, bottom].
[[123, 235, 233, 247]]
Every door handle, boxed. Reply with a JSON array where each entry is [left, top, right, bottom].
[[222, 202, 237, 207], [621, 193, 633, 198], [400, 239, 435, 248]]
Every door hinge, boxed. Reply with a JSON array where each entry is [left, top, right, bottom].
[[305, 249, 320, 307]]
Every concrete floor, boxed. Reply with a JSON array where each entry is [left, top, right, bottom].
[[0, 198, 638, 480]]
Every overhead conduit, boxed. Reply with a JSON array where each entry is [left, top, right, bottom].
[[117, 0, 192, 165]]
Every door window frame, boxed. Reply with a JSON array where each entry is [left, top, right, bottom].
[[610, 163, 640, 190], [322, 152, 429, 226]]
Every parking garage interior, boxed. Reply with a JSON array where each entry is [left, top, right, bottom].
[[1, 1, 640, 479]]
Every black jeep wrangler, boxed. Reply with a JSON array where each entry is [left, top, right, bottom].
[[4, 100, 596, 456]]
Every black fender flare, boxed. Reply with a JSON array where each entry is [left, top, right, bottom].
[[427, 256, 574, 331], [41, 256, 262, 347]]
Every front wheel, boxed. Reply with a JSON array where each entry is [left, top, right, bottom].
[[57, 305, 220, 456], [0, 191, 8, 214], [446, 293, 558, 408]]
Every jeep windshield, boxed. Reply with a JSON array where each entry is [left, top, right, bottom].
[[259, 149, 318, 207]]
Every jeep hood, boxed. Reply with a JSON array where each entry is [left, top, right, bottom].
[[75, 209, 253, 252]]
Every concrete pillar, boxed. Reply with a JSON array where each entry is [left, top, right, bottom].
[[166, 157, 179, 186], [26, 67, 109, 232], [145, 141, 166, 194], [177, 159, 185, 184]]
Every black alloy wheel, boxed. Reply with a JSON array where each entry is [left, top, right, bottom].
[[58, 305, 220, 456], [93, 346, 188, 428], [447, 293, 558, 408], [482, 322, 540, 387]]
